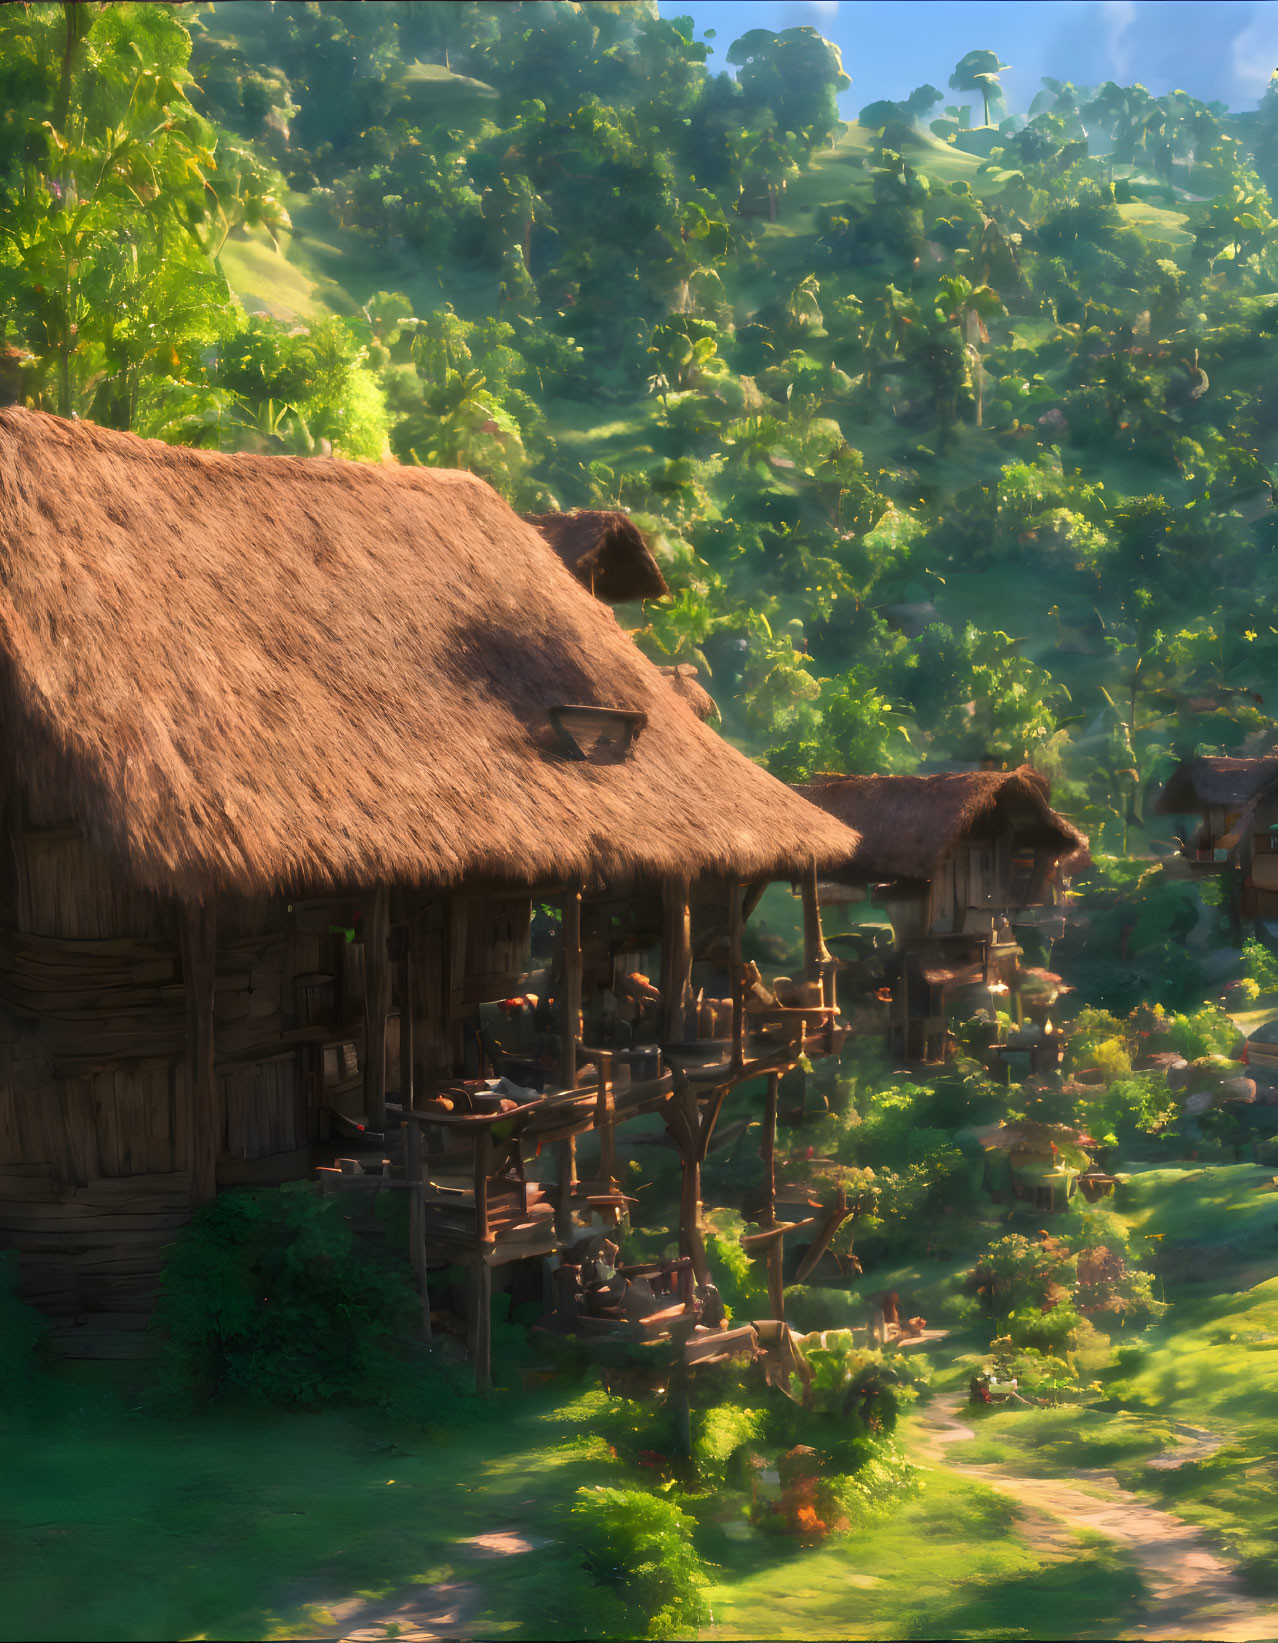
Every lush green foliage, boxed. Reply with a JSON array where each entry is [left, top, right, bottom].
[[153, 1185, 419, 1408], [570, 1485, 709, 1641]]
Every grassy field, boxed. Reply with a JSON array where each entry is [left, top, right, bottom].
[[0, 1374, 630, 1643], [702, 1468, 1143, 1641], [938, 1164, 1278, 1593], [0, 1364, 1151, 1643]]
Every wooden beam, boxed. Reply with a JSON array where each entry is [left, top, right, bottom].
[[180, 898, 218, 1205], [742, 876, 769, 923], [362, 886, 390, 1130]]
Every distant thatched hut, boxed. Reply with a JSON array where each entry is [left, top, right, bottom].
[[522, 507, 668, 603], [1155, 756, 1278, 936], [0, 409, 857, 1362], [797, 768, 1088, 1062]]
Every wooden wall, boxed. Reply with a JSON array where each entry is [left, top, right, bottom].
[[0, 787, 536, 1351]]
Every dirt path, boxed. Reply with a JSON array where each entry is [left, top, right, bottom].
[[914, 1394, 1278, 1643]]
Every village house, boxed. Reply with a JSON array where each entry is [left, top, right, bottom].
[[0, 408, 859, 1377], [1155, 755, 1278, 941], [796, 767, 1088, 1064]]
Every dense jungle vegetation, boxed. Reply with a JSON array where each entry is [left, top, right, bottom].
[[4, 6, 1278, 1641]]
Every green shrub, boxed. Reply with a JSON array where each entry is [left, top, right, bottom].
[[0, 1251, 50, 1392], [1168, 1004, 1242, 1062], [571, 1485, 709, 1641], [1242, 937, 1278, 993], [152, 1184, 419, 1408], [1091, 1037, 1132, 1082], [691, 1401, 764, 1488], [784, 1284, 864, 1333], [1076, 1071, 1179, 1144], [821, 1442, 920, 1532]]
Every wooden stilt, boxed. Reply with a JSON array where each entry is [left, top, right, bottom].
[[181, 898, 218, 1205]]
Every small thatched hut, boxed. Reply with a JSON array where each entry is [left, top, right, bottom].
[[522, 508, 668, 603], [1155, 756, 1278, 933], [0, 409, 857, 1361], [798, 767, 1088, 1061]]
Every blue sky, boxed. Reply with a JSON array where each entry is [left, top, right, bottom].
[[655, 1, 1278, 116]]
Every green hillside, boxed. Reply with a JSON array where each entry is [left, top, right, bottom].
[[6, 8, 1278, 1640]]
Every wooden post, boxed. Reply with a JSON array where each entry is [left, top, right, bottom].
[[660, 881, 692, 1043], [728, 879, 744, 1075], [403, 1116, 432, 1342], [181, 898, 218, 1205], [554, 1137, 577, 1242], [801, 860, 832, 984], [554, 886, 583, 1242], [474, 1125, 493, 1245], [674, 1072, 710, 1285], [766, 1237, 786, 1322], [397, 932, 415, 1111], [561, 886, 582, 1090], [761, 1072, 779, 1227], [595, 1050, 617, 1189], [467, 1258, 492, 1394], [362, 886, 390, 1130]]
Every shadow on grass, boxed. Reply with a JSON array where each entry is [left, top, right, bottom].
[[911, 1547, 1145, 1642], [0, 1370, 628, 1643]]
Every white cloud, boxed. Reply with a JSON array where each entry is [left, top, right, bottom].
[[1100, 0, 1137, 79], [1233, 8, 1278, 99]]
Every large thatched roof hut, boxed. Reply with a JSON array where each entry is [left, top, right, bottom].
[[0, 409, 857, 1359], [0, 411, 849, 896]]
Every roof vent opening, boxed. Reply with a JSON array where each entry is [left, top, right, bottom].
[[549, 704, 646, 765]]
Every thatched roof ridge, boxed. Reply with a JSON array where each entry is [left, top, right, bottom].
[[522, 508, 669, 603], [1155, 756, 1278, 813], [796, 766, 1089, 882], [0, 408, 858, 896]]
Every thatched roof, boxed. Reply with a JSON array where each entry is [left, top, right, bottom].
[[796, 767, 1089, 883], [521, 509, 668, 603], [1155, 756, 1278, 814], [0, 409, 859, 898], [658, 664, 717, 722]]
